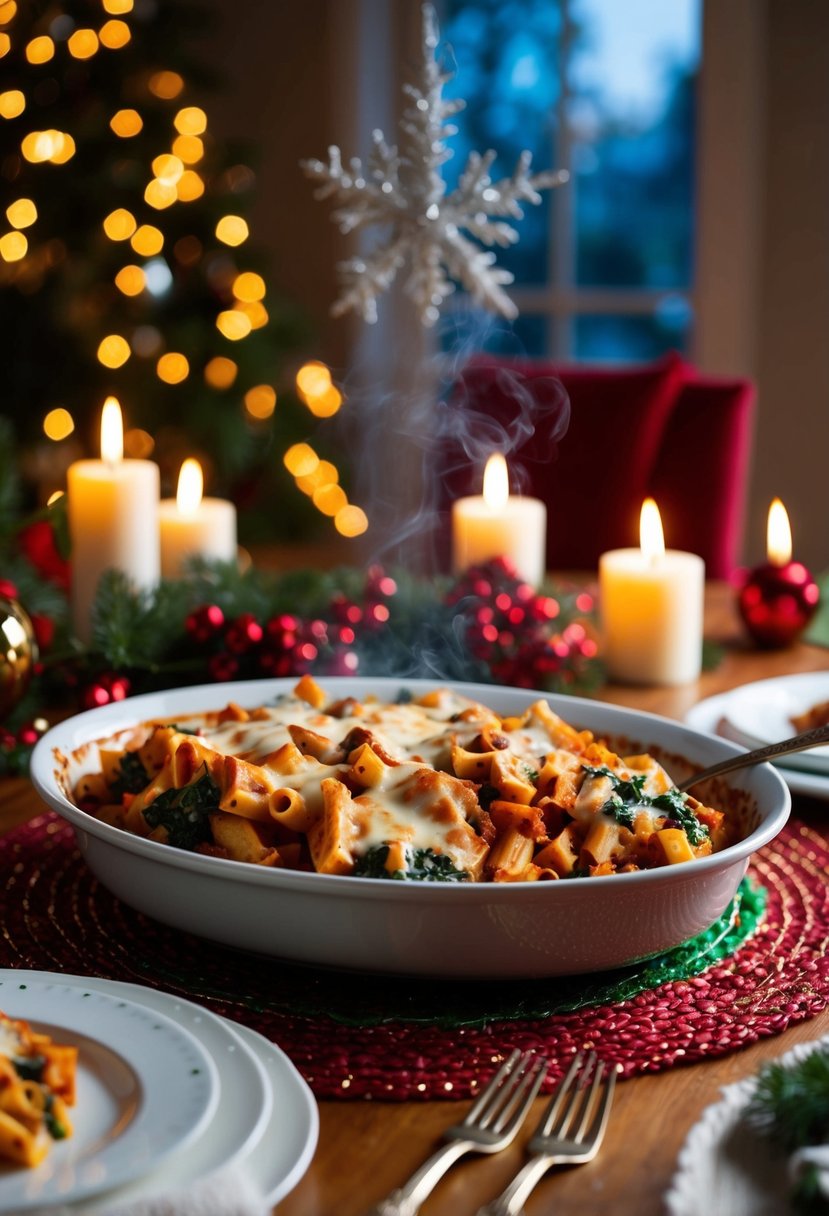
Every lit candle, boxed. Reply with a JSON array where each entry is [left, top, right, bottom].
[[599, 498, 704, 685], [451, 454, 547, 585], [159, 458, 237, 579], [67, 397, 160, 643], [737, 498, 819, 647]]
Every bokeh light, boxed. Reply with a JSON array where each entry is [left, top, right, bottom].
[[204, 356, 237, 389], [6, 198, 36, 229], [67, 29, 99, 59], [26, 36, 55, 64], [157, 352, 189, 383], [124, 427, 154, 457], [313, 483, 348, 516], [114, 264, 145, 296], [0, 231, 27, 261], [131, 224, 163, 256], [172, 134, 203, 164], [144, 178, 177, 209], [244, 384, 276, 419], [97, 334, 131, 368], [173, 234, 201, 264], [335, 505, 369, 538], [43, 407, 74, 441], [284, 443, 319, 477], [237, 300, 268, 330], [176, 170, 204, 202], [152, 153, 184, 185], [103, 0, 134, 12], [174, 106, 207, 136], [216, 310, 251, 341], [99, 19, 131, 49], [215, 215, 248, 246], [103, 208, 136, 240], [0, 90, 25, 119], [307, 385, 343, 418], [149, 71, 184, 99], [21, 130, 75, 163], [296, 360, 331, 400], [233, 271, 266, 302], [110, 108, 143, 137]]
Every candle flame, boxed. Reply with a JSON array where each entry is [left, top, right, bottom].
[[100, 396, 123, 465], [176, 457, 203, 516], [767, 497, 792, 565], [482, 453, 509, 512], [640, 497, 665, 562]]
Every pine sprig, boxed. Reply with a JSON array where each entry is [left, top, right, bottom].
[[747, 1048, 829, 1153]]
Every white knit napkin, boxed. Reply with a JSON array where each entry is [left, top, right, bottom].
[[32, 1167, 270, 1216], [790, 1143, 829, 1199]]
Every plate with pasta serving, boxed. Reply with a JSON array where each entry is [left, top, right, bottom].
[[30, 676, 790, 978], [0, 976, 218, 1212]]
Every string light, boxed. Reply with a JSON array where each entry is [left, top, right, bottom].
[[284, 443, 319, 477], [67, 29, 99, 59], [6, 198, 36, 229], [174, 106, 207, 136], [297, 460, 339, 495], [216, 310, 251, 341], [103, 0, 134, 13], [26, 36, 55, 64], [0, 2, 17, 25], [144, 178, 177, 209], [313, 483, 347, 516], [0, 90, 25, 119], [103, 207, 136, 240], [99, 20, 131, 50], [43, 407, 74, 441], [152, 153, 184, 185], [233, 271, 265, 302], [110, 108, 143, 137], [97, 334, 131, 368], [172, 134, 203, 164], [157, 352, 189, 383], [114, 264, 145, 296], [0, 33, 10, 56], [148, 71, 184, 99], [21, 130, 75, 163], [335, 505, 369, 538], [0, 231, 27, 261], [215, 215, 248, 246], [237, 300, 268, 330], [131, 224, 163, 255], [204, 356, 237, 389], [307, 384, 343, 418], [244, 384, 276, 419], [176, 170, 204, 201], [296, 360, 331, 400]]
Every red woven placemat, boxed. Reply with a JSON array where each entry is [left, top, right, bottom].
[[1, 813, 827, 1100]]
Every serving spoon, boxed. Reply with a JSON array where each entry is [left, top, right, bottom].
[[678, 720, 829, 792]]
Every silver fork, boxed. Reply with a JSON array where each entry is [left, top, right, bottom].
[[475, 1051, 618, 1216], [364, 1049, 548, 1216]]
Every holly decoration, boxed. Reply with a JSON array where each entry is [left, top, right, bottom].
[[2, 519, 603, 774]]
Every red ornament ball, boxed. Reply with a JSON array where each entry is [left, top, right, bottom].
[[224, 612, 263, 654], [186, 604, 225, 644], [737, 561, 820, 648]]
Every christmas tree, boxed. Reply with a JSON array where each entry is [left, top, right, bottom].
[[0, 0, 366, 544]]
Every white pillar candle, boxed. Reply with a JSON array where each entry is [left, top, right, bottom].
[[451, 454, 547, 586], [599, 498, 704, 686], [67, 398, 160, 644], [159, 458, 237, 579]]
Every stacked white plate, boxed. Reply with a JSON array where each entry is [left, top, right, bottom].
[[0, 969, 318, 1213], [686, 671, 829, 800]]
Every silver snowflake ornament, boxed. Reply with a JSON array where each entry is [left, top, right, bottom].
[[301, 3, 568, 327]]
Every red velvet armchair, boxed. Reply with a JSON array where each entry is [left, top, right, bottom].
[[439, 352, 755, 578]]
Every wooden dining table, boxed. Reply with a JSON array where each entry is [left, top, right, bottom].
[[2, 581, 828, 1215]]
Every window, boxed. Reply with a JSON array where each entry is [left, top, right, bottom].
[[441, 0, 702, 361]]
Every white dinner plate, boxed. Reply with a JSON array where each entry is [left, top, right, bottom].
[[0, 971, 318, 1211], [0, 974, 219, 1212], [722, 671, 829, 774], [686, 692, 829, 801], [665, 1032, 829, 1215]]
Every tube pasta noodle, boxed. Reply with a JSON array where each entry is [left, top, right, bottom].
[[70, 678, 733, 883], [0, 1012, 77, 1167]]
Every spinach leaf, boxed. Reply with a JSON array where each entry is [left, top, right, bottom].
[[353, 844, 468, 882], [110, 750, 150, 800], [142, 766, 219, 851], [581, 764, 709, 845]]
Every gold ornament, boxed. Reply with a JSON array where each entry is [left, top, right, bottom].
[[0, 596, 38, 720]]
